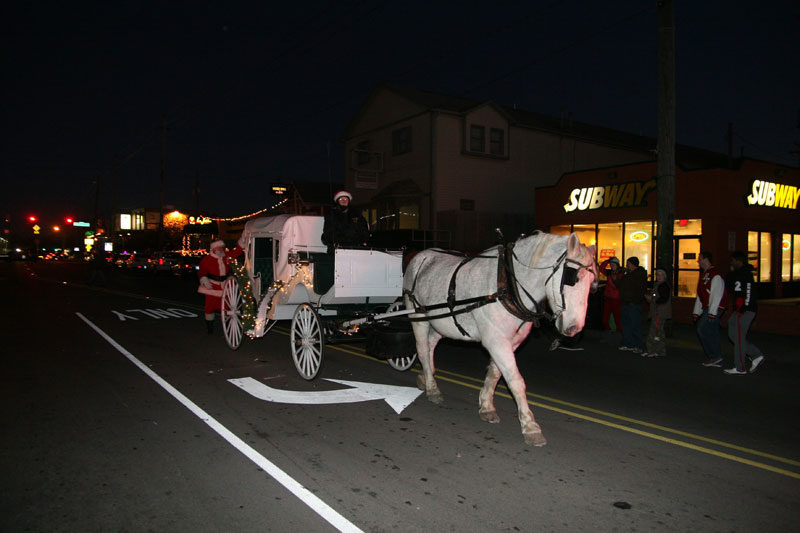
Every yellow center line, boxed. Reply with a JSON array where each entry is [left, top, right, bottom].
[[300, 332, 800, 479], [43, 275, 797, 481]]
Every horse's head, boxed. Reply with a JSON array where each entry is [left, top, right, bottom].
[[546, 233, 597, 337]]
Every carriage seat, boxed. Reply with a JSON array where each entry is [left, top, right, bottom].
[[309, 252, 334, 295]]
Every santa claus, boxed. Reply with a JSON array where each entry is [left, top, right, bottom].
[[198, 237, 244, 333]]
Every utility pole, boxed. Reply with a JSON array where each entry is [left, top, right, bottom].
[[657, 0, 676, 281], [111, 154, 119, 229], [94, 175, 101, 230], [159, 114, 167, 249], [195, 169, 200, 211]]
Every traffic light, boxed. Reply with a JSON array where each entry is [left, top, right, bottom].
[[28, 215, 37, 223], [65, 217, 73, 224]]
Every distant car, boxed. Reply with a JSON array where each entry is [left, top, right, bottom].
[[149, 251, 182, 274], [126, 253, 152, 271], [171, 254, 202, 278], [113, 253, 131, 268]]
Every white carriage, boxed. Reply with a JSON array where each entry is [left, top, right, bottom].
[[220, 215, 417, 379]]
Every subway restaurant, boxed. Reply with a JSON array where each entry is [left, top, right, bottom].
[[535, 158, 800, 333]]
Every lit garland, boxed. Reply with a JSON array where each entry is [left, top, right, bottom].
[[229, 260, 257, 336], [214, 197, 289, 222]]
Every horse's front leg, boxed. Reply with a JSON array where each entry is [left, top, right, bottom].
[[487, 346, 547, 447], [411, 322, 444, 404], [478, 361, 502, 423]]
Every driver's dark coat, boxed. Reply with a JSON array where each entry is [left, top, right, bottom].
[[321, 207, 369, 250]]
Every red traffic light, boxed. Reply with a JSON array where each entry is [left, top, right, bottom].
[[66, 217, 73, 224], [28, 215, 37, 223]]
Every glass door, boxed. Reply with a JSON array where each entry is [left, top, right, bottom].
[[675, 237, 701, 298]]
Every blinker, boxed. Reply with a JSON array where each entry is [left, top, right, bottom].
[[563, 266, 578, 286]]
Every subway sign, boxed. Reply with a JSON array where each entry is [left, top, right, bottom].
[[746, 179, 800, 210], [564, 179, 656, 213]]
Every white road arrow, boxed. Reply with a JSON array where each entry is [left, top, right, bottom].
[[228, 377, 423, 415]]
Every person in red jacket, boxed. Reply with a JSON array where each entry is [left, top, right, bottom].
[[599, 256, 624, 332], [198, 238, 243, 334], [692, 251, 728, 367]]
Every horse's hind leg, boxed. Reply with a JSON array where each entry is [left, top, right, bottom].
[[412, 322, 443, 404], [478, 361, 502, 423], [487, 346, 547, 446]]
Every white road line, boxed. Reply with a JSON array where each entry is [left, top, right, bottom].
[[75, 312, 363, 533]]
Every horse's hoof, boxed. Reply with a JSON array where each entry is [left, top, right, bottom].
[[426, 390, 444, 404], [524, 431, 547, 447], [479, 410, 501, 424]]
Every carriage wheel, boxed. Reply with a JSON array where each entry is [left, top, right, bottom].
[[385, 301, 417, 372], [291, 304, 324, 380], [221, 278, 243, 350]]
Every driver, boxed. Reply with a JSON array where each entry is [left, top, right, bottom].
[[321, 190, 369, 253]]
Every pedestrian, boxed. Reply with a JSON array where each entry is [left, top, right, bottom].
[[693, 251, 728, 367], [598, 256, 624, 332], [723, 251, 765, 375], [642, 268, 672, 357], [616, 256, 647, 353], [321, 190, 370, 253], [198, 237, 244, 334]]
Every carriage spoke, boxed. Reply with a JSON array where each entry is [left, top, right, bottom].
[[291, 304, 324, 380]]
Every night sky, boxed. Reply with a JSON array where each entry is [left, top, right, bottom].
[[2, 1, 798, 229]]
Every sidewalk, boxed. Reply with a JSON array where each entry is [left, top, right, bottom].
[[579, 320, 799, 370]]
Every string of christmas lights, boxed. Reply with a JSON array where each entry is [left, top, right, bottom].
[[214, 197, 289, 222]]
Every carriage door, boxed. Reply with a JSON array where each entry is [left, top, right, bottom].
[[674, 237, 701, 298], [253, 237, 274, 298]]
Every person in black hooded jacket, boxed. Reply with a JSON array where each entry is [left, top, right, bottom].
[[617, 256, 647, 353], [321, 190, 369, 253], [723, 250, 765, 375]]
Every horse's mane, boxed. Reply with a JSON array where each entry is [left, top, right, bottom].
[[521, 231, 569, 268]]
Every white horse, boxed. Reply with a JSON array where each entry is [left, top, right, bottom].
[[403, 232, 597, 446]]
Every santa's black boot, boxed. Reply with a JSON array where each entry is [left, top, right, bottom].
[[206, 320, 214, 335]]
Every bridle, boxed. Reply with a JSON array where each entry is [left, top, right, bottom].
[[512, 247, 598, 321]]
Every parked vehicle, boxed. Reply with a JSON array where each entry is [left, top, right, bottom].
[[149, 251, 182, 274], [126, 252, 152, 271], [171, 254, 202, 278]]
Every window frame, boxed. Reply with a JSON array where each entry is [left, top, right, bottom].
[[489, 127, 504, 155], [470, 124, 486, 152], [392, 126, 412, 156]]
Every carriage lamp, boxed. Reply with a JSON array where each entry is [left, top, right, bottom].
[[287, 249, 300, 265]]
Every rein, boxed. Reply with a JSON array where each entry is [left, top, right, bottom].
[[404, 238, 596, 336]]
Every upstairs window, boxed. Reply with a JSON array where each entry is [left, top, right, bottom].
[[470, 125, 485, 152], [490, 128, 505, 155], [357, 139, 371, 165], [392, 127, 412, 155]]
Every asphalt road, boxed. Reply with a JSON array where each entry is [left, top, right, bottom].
[[2, 260, 798, 531]]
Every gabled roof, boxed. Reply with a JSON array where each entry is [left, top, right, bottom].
[[344, 84, 739, 169]]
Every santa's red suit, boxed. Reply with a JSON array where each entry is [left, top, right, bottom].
[[198, 240, 243, 320]]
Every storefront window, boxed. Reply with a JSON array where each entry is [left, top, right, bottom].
[[572, 224, 596, 251], [748, 231, 772, 282], [597, 222, 623, 265], [781, 233, 800, 282], [795, 235, 800, 281], [624, 221, 653, 272], [550, 225, 570, 236]]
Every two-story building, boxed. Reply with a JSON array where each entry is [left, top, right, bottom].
[[342, 85, 675, 250]]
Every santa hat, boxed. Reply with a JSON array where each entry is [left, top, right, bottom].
[[333, 190, 352, 203], [210, 240, 225, 250]]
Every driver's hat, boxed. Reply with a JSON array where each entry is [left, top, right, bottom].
[[333, 190, 353, 203]]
